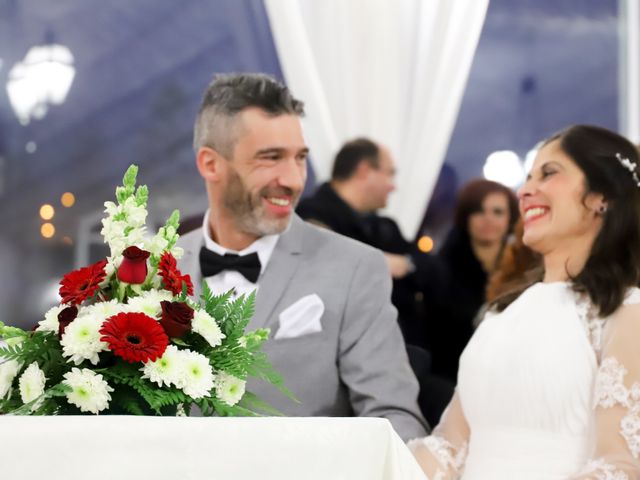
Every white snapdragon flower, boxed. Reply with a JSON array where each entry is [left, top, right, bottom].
[[101, 217, 127, 243], [192, 309, 225, 348], [179, 350, 215, 399], [0, 360, 21, 399], [214, 372, 246, 406], [100, 256, 121, 288], [171, 246, 184, 259], [63, 368, 113, 414], [127, 289, 173, 318], [141, 345, 183, 388], [60, 314, 109, 365], [103, 201, 119, 217], [37, 304, 66, 333], [18, 362, 46, 408], [123, 197, 147, 227], [145, 233, 169, 257], [126, 227, 147, 248]]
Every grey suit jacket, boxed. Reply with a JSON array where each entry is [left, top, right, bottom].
[[178, 215, 428, 440]]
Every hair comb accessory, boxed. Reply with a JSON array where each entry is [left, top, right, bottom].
[[615, 153, 640, 188]]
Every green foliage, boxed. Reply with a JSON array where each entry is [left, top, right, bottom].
[[195, 396, 259, 417], [6, 383, 71, 416], [0, 331, 66, 374], [0, 321, 29, 343], [100, 361, 189, 415], [208, 342, 252, 379], [246, 351, 297, 403]]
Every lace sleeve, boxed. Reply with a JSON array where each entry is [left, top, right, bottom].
[[408, 392, 469, 480], [572, 301, 640, 480]]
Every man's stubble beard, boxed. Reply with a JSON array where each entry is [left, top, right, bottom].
[[223, 167, 297, 237]]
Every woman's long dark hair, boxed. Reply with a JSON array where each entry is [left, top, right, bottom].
[[492, 125, 640, 316]]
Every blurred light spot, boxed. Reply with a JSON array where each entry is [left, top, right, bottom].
[[417, 235, 434, 253], [62, 235, 73, 246], [41, 222, 55, 238], [483, 150, 524, 188], [39, 204, 55, 220], [61, 191, 75, 207], [25, 141, 37, 153]]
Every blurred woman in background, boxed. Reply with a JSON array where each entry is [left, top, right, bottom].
[[425, 179, 519, 381]]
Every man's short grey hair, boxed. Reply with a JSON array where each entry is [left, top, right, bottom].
[[193, 73, 305, 158]]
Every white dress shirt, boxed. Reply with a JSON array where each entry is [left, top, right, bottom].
[[201, 210, 279, 298]]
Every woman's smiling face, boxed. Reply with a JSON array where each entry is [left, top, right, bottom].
[[518, 139, 604, 256]]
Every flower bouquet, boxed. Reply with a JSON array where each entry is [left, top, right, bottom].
[[0, 165, 288, 416]]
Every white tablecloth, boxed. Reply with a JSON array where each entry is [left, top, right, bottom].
[[0, 416, 426, 480]]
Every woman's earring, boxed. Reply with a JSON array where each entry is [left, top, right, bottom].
[[598, 204, 608, 215]]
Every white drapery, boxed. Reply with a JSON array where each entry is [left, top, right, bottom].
[[265, 0, 489, 237]]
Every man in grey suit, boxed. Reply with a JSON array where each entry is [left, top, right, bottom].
[[178, 73, 427, 441]]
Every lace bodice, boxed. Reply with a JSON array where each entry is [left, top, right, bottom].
[[409, 283, 640, 480]]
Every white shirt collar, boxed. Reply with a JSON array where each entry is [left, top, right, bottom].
[[201, 210, 279, 275]]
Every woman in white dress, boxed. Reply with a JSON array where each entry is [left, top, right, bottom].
[[410, 125, 640, 479]]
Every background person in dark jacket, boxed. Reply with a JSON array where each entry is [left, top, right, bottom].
[[298, 137, 453, 425]]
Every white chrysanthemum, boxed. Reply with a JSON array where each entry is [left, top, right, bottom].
[[60, 314, 109, 365], [127, 289, 173, 318], [141, 345, 183, 387], [18, 362, 46, 407], [80, 299, 127, 322], [192, 309, 225, 347], [0, 360, 21, 399], [63, 368, 113, 414], [179, 350, 215, 399], [37, 304, 66, 333], [214, 372, 246, 406]]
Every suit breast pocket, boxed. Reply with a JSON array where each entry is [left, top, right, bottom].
[[274, 294, 325, 340]]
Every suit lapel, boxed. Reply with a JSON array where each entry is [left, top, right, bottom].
[[250, 215, 305, 331], [179, 230, 205, 299]]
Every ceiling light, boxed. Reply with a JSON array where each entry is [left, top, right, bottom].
[[6, 43, 75, 125]]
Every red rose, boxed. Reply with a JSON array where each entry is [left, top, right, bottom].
[[117, 246, 150, 284], [57, 305, 78, 338], [159, 301, 194, 338]]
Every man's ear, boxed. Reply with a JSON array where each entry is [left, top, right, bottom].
[[196, 147, 225, 182], [354, 160, 372, 180]]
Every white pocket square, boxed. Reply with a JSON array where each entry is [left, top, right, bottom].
[[274, 294, 324, 339]]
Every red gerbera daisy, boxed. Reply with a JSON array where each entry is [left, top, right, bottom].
[[100, 312, 168, 363], [158, 252, 194, 296], [59, 259, 108, 305]]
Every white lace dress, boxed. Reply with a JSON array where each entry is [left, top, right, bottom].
[[409, 282, 640, 479]]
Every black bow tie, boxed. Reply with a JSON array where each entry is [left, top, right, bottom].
[[199, 247, 262, 283]]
